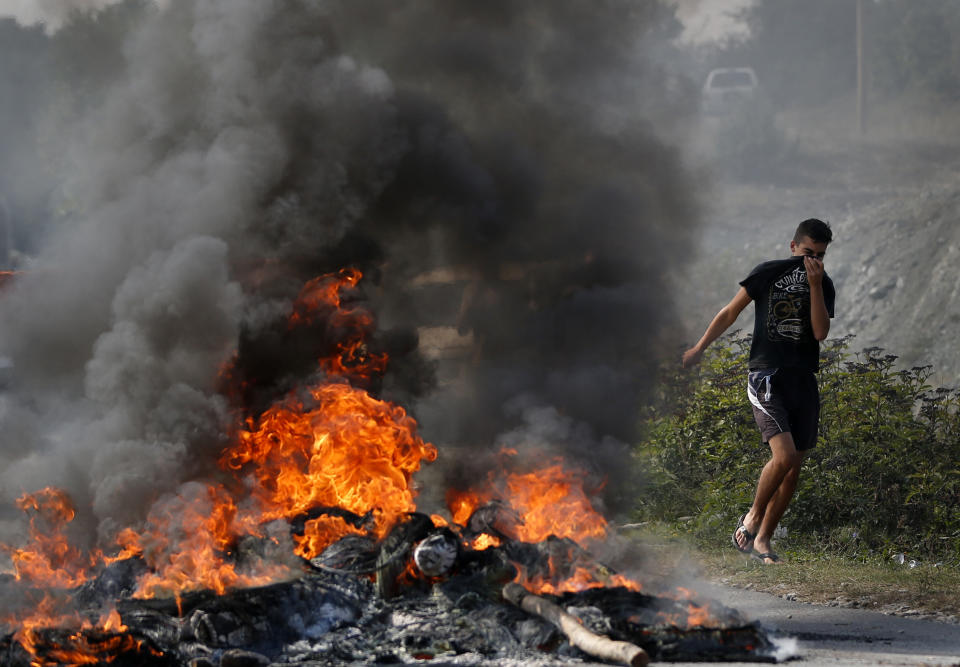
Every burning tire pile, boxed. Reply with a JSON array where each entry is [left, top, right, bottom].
[[1, 512, 776, 666]]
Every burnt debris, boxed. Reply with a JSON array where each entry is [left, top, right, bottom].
[[2, 513, 778, 666]]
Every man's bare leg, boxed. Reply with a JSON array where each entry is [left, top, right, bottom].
[[734, 432, 803, 554], [754, 449, 808, 559]]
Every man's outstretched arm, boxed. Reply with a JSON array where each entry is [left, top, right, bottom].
[[682, 287, 752, 368]]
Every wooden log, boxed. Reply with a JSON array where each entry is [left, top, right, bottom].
[[502, 583, 650, 667]]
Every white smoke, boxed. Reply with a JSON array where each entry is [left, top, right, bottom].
[[0, 0, 166, 34]]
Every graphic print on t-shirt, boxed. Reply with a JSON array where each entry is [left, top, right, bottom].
[[766, 264, 809, 342]]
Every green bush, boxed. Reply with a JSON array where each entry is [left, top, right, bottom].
[[635, 334, 960, 564]]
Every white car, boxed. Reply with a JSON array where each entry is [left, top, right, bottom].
[[702, 67, 759, 115]]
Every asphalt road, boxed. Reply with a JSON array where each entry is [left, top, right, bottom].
[[679, 580, 960, 667]]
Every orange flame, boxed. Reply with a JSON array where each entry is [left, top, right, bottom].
[[517, 567, 644, 595], [119, 482, 287, 598], [502, 463, 608, 544], [287, 267, 362, 328], [123, 268, 434, 593], [672, 586, 715, 628], [444, 451, 632, 594], [447, 489, 490, 528], [288, 268, 387, 380], [18, 627, 162, 666], [471, 534, 502, 550], [6, 593, 146, 667], [292, 514, 365, 560], [222, 382, 437, 558], [446, 453, 608, 545], [3, 488, 98, 589]]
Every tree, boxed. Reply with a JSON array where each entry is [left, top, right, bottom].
[[869, 0, 960, 99]]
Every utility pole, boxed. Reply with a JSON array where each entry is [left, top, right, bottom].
[[856, 0, 866, 135]]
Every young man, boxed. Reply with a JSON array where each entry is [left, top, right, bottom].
[[682, 219, 835, 564]]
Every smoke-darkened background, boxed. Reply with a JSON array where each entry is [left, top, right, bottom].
[[0, 0, 703, 544], [5, 0, 960, 553]]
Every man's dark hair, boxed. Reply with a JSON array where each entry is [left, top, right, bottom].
[[794, 218, 832, 244]]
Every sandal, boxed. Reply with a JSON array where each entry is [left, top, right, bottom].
[[751, 551, 781, 564], [731, 514, 755, 553]]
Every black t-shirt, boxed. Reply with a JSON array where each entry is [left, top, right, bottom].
[[739, 256, 836, 371]]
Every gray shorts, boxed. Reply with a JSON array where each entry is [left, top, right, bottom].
[[747, 367, 820, 451]]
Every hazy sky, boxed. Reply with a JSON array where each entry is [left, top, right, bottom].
[[0, 0, 166, 33], [0, 0, 752, 42], [0, 0, 117, 32], [668, 0, 754, 46]]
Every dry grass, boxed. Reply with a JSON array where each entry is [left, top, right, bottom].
[[621, 525, 960, 623], [699, 549, 960, 620]]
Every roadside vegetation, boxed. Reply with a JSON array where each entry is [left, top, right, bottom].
[[632, 334, 960, 615]]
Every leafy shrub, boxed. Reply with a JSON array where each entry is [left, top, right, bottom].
[[635, 334, 960, 563]]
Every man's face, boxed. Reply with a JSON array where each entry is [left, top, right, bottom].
[[790, 235, 828, 260]]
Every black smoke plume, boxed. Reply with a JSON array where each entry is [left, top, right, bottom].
[[0, 0, 699, 546]]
